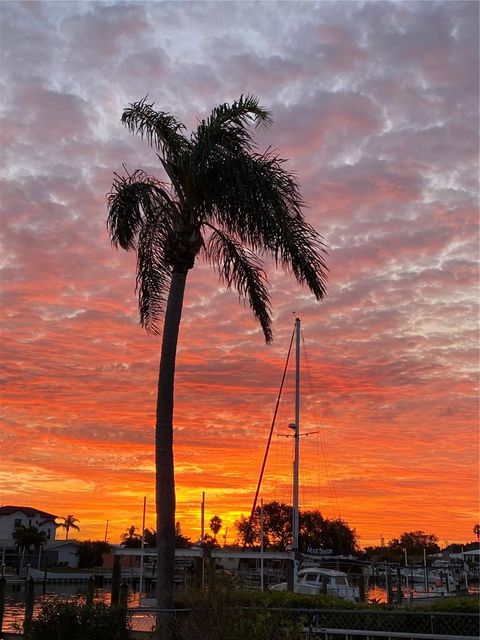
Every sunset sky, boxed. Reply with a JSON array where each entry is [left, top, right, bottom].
[[1, 1, 478, 550]]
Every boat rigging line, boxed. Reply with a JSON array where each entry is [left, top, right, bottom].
[[301, 333, 341, 520], [242, 322, 295, 548]]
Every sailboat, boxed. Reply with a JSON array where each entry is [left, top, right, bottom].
[[262, 318, 360, 601]]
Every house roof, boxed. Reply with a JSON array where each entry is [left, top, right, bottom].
[[0, 506, 58, 520], [46, 540, 79, 549]]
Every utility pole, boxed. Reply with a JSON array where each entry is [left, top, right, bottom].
[[201, 492, 205, 542], [139, 496, 146, 604], [201, 492, 205, 589]]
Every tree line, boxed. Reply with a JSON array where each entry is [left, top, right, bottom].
[[11, 510, 479, 562], [80, 508, 478, 568], [12, 510, 479, 568]]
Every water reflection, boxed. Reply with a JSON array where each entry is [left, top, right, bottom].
[[3, 586, 141, 632]]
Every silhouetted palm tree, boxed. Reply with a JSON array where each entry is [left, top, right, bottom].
[[60, 514, 80, 540], [209, 515, 222, 542], [121, 525, 142, 547], [13, 526, 47, 575], [107, 94, 327, 608], [13, 525, 47, 551], [174, 522, 191, 548]]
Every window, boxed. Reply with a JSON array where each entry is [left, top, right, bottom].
[[304, 573, 318, 583], [14, 518, 21, 528], [334, 577, 347, 586]]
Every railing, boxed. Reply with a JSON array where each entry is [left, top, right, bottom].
[[307, 631, 478, 640], [300, 609, 479, 637]]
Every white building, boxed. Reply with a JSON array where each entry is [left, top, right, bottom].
[[44, 540, 80, 568], [0, 505, 58, 547]]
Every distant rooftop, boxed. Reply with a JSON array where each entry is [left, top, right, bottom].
[[0, 505, 58, 520], [46, 540, 79, 548]]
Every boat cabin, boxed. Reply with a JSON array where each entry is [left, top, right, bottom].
[[271, 566, 360, 602]]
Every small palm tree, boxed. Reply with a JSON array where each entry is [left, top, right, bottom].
[[121, 525, 142, 547], [107, 94, 327, 609], [13, 526, 47, 575], [209, 515, 222, 543], [474, 523, 480, 544], [175, 521, 191, 548], [13, 525, 47, 551], [60, 514, 80, 540]]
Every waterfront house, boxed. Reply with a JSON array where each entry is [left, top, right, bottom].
[[0, 505, 58, 547], [44, 540, 80, 568]]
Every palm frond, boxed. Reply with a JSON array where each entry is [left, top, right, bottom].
[[205, 228, 273, 343], [122, 97, 190, 157], [274, 215, 328, 300], [157, 155, 187, 207], [208, 94, 272, 130], [190, 96, 272, 179], [107, 169, 176, 250], [200, 149, 328, 300], [136, 207, 175, 334]]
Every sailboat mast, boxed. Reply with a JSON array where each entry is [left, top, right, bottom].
[[292, 317, 301, 556]]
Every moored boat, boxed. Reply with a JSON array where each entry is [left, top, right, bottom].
[[270, 566, 360, 602]]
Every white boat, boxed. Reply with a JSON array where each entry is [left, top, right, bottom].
[[271, 566, 360, 602], [403, 588, 455, 605], [400, 567, 457, 592]]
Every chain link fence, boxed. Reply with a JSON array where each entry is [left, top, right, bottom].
[[300, 609, 479, 636], [127, 606, 304, 639], [127, 606, 480, 639]]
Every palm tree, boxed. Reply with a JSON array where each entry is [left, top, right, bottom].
[[60, 514, 80, 540], [121, 525, 142, 547], [107, 94, 327, 609], [174, 522, 191, 548], [13, 525, 47, 551], [209, 515, 222, 543], [13, 526, 47, 574]]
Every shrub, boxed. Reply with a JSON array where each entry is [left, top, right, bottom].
[[417, 596, 480, 614], [172, 589, 479, 639], [175, 586, 354, 611], [174, 590, 304, 640], [29, 600, 130, 640]]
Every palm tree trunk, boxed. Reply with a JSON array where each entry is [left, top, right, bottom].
[[155, 269, 187, 612]]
